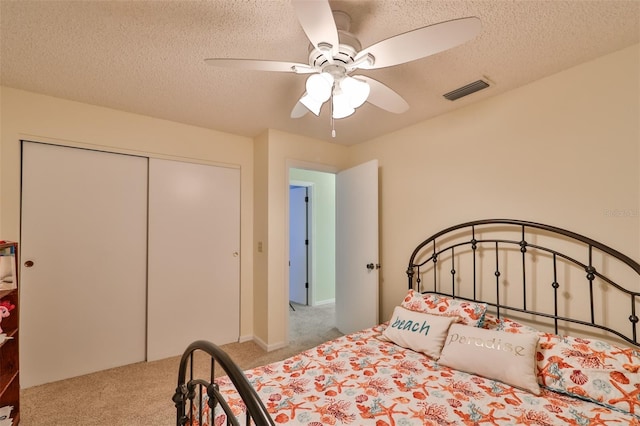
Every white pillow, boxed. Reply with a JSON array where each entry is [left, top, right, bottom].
[[382, 306, 457, 360], [439, 323, 541, 395]]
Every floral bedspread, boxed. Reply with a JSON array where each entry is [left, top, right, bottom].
[[197, 324, 638, 425]]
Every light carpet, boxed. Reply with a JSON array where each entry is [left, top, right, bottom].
[[20, 302, 341, 425]]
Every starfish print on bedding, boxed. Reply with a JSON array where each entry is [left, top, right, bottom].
[[282, 360, 315, 375], [358, 399, 409, 426], [537, 355, 573, 386], [608, 382, 640, 415], [555, 411, 623, 426], [358, 377, 393, 397], [391, 359, 423, 375], [392, 375, 438, 396], [352, 345, 378, 357], [407, 402, 456, 426], [249, 377, 272, 392], [477, 382, 523, 405], [315, 399, 356, 424], [509, 408, 556, 426], [317, 360, 348, 374], [439, 378, 482, 400], [316, 345, 344, 360], [314, 376, 354, 394], [562, 346, 615, 369], [349, 357, 386, 374], [278, 377, 309, 396], [610, 346, 640, 363], [267, 397, 312, 420], [453, 407, 511, 425]]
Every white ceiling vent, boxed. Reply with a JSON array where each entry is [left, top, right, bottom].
[[443, 79, 490, 101]]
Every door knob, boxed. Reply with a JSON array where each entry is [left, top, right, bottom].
[[24, 260, 34, 268], [366, 263, 374, 270]]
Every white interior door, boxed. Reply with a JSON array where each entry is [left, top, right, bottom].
[[289, 186, 308, 305], [147, 159, 240, 361], [20, 142, 148, 388], [335, 159, 379, 334]]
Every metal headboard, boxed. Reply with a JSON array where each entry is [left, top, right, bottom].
[[406, 219, 640, 346]]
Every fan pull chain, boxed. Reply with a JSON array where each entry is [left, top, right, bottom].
[[331, 93, 336, 137]]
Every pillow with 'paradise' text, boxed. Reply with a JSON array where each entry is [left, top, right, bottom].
[[381, 306, 457, 360], [439, 323, 541, 395]]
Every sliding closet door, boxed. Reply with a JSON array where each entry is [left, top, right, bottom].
[[20, 142, 148, 388], [147, 159, 240, 361]]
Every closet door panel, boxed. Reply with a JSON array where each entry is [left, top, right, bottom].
[[147, 159, 240, 361], [20, 142, 148, 388]]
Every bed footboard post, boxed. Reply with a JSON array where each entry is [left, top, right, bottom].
[[172, 384, 187, 426]]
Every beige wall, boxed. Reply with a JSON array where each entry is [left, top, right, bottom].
[[253, 129, 348, 349], [349, 44, 640, 323], [0, 87, 256, 338], [2, 42, 638, 353]]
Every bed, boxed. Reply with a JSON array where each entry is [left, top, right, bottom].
[[174, 219, 640, 426]]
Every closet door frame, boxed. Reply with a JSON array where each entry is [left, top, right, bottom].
[[20, 142, 242, 386]]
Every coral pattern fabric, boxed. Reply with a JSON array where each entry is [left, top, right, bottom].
[[401, 290, 487, 326], [480, 313, 539, 334], [195, 325, 639, 425], [536, 333, 640, 417]]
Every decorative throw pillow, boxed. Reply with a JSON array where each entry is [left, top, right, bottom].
[[401, 290, 487, 326], [381, 306, 457, 360], [536, 333, 640, 417], [480, 313, 539, 334], [439, 323, 541, 395]]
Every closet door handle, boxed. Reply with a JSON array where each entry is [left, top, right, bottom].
[[24, 260, 34, 268]]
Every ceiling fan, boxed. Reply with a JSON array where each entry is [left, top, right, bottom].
[[205, 0, 481, 136]]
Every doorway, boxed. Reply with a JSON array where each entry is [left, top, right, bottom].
[[288, 169, 336, 307], [288, 168, 337, 347], [289, 184, 310, 305]]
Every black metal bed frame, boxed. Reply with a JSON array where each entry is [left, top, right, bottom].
[[407, 219, 640, 346], [175, 219, 639, 426], [173, 340, 275, 426]]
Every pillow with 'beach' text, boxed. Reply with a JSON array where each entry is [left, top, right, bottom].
[[381, 306, 457, 360]]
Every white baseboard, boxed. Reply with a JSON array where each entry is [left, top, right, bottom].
[[238, 334, 253, 343], [313, 298, 335, 306], [253, 335, 288, 352]]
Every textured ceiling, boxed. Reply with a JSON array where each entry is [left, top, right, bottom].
[[1, 1, 639, 145]]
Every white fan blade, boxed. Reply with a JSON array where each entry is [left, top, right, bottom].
[[291, 95, 310, 118], [204, 58, 316, 74], [354, 17, 481, 70], [292, 0, 339, 58], [357, 76, 409, 114]]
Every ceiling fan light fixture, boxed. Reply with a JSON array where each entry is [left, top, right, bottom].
[[332, 90, 355, 119], [305, 72, 334, 102], [341, 76, 370, 108], [300, 93, 323, 116]]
